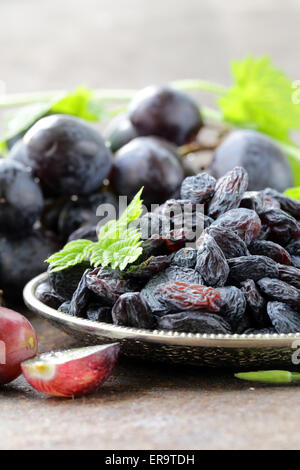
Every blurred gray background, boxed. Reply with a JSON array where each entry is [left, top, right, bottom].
[[1, 0, 299, 95]]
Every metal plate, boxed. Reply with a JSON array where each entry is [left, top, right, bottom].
[[24, 273, 300, 369]]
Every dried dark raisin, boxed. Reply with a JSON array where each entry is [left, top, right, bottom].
[[259, 208, 300, 246], [86, 304, 112, 323], [69, 270, 97, 317], [240, 279, 269, 328], [228, 255, 279, 284], [267, 301, 300, 334], [180, 172, 216, 204], [278, 264, 300, 290], [257, 278, 300, 310], [197, 226, 249, 259], [196, 234, 229, 287], [125, 256, 171, 280], [285, 240, 300, 256], [36, 281, 65, 309], [216, 286, 249, 333], [48, 261, 91, 300], [248, 240, 291, 265], [212, 208, 261, 245], [264, 188, 300, 219], [155, 282, 221, 312], [208, 167, 248, 219], [112, 292, 156, 329], [86, 267, 131, 305], [172, 247, 197, 269], [157, 311, 232, 334]]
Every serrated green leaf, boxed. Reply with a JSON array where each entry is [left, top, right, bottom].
[[46, 188, 144, 272], [46, 239, 94, 272], [219, 56, 300, 144]]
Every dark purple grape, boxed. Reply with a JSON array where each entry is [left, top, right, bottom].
[[24, 115, 112, 196], [0, 160, 43, 234], [112, 136, 184, 206], [112, 292, 156, 329], [228, 256, 279, 284], [0, 229, 59, 297], [210, 130, 293, 191], [196, 234, 229, 287], [58, 192, 117, 242], [129, 86, 203, 146], [267, 302, 300, 334], [68, 225, 98, 243], [180, 172, 216, 204], [104, 113, 139, 152], [9, 139, 32, 170], [157, 311, 232, 334]]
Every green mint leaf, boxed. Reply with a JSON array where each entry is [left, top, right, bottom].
[[46, 188, 144, 272], [284, 186, 300, 200], [46, 239, 94, 272], [218, 56, 300, 143]]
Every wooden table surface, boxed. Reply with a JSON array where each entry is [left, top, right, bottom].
[[1, 0, 300, 450]]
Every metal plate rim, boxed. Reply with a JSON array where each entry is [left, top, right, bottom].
[[23, 273, 300, 350]]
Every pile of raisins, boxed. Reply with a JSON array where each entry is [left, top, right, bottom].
[[40, 166, 300, 336]]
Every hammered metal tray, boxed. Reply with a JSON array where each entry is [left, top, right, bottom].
[[23, 273, 300, 369]]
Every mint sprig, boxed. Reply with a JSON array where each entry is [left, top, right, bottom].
[[46, 188, 144, 273]]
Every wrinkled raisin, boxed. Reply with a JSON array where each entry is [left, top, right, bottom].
[[157, 311, 232, 334], [240, 279, 269, 328], [208, 167, 248, 219], [257, 278, 300, 310], [36, 281, 65, 309], [259, 208, 300, 246], [197, 226, 249, 259], [243, 327, 277, 335], [155, 282, 221, 312], [285, 240, 300, 256], [264, 188, 300, 219], [278, 264, 300, 290], [125, 256, 171, 280], [86, 304, 112, 323], [48, 261, 91, 300], [248, 240, 291, 265], [180, 172, 216, 204], [196, 234, 229, 287], [216, 286, 249, 333], [172, 247, 197, 268], [267, 301, 300, 334], [69, 270, 97, 317], [86, 267, 132, 305], [212, 208, 261, 245], [228, 255, 279, 284], [112, 292, 156, 329]]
